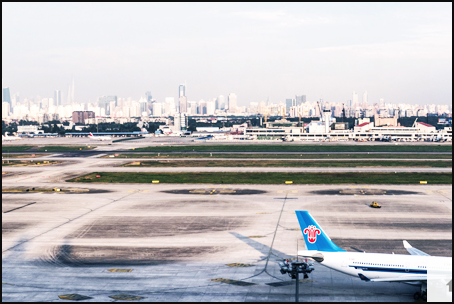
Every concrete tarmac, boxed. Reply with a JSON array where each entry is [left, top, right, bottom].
[[2, 181, 452, 302]]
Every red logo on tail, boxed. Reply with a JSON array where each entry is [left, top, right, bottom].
[[303, 225, 321, 243]]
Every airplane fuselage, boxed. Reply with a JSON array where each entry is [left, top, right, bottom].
[[89, 136, 111, 141], [300, 250, 451, 282]]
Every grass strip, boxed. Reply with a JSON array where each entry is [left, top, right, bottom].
[[123, 160, 452, 168], [132, 144, 452, 153], [34, 146, 94, 152], [0, 153, 50, 158], [2, 188, 55, 193], [1, 146, 34, 152], [1, 188, 86, 193], [2, 160, 60, 167], [68, 172, 452, 184], [108, 153, 452, 160]]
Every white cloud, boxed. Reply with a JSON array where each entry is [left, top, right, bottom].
[[233, 10, 286, 21], [311, 35, 452, 61]]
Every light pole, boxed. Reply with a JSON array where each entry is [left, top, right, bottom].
[[278, 259, 314, 302]]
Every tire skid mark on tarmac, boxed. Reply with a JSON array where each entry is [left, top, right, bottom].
[[2, 191, 141, 254]]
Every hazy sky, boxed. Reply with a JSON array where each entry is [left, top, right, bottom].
[[2, 3, 452, 106]]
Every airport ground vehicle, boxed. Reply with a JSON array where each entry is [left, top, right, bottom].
[[370, 201, 381, 208]]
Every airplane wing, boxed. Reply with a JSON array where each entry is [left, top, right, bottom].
[[403, 240, 430, 256]]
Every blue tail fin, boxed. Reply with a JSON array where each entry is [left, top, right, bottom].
[[296, 211, 345, 252]]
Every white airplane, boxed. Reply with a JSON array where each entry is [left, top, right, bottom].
[[431, 134, 445, 142], [381, 135, 396, 142], [296, 211, 451, 301], [88, 132, 112, 141], [2, 133, 22, 141]]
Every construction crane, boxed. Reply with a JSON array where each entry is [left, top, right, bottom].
[[412, 117, 418, 128]]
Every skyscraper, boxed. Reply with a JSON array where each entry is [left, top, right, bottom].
[[363, 91, 368, 105], [217, 95, 225, 110], [66, 78, 75, 104], [352, 91, 358, 106], [228, 93, 237, 113], [145, 91, 153, 102], [178, 84, 187, 113], [286, 98, 294, 108], [295, 95, 306, 106], [98, 96, 117, 115], [54, 90, 61, 106], [179, 84, 185, 97], [206, 100, 215, 115], [3, 87, 11, 105]]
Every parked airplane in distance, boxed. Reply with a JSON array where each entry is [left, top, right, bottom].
[[89, 132, 112, 141], [296, 211, 452, 301], [2, 133, 22, 141]]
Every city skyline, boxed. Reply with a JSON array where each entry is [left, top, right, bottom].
[[2, 3, 452, 106]]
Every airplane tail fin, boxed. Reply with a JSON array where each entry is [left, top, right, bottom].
[[296, 211, 345, 252], [89, 132, 93, 136]]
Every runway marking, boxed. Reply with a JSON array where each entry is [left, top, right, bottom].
[[209, 278, 256, 286], [109, 294, 146, 301], [226, 263, 255, 267], [58, 294, 93, 301], [219, 190, 236, 193], [277, 190, 298, 195], [248, 235, 265, 238], [427, 191, 433, 193], [189, 190, 206, 193], [142, 190, 150, 193], [107, 269, 133, 272]]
